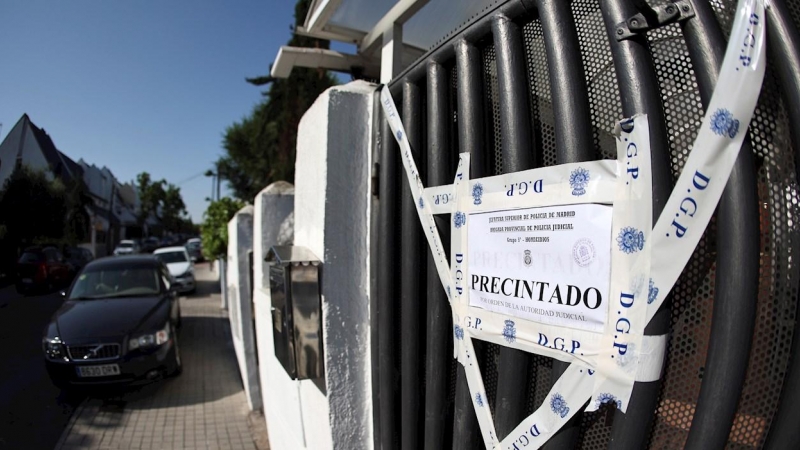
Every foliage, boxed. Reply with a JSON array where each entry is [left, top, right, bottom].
[[135, 172, 189, 235], [135, 172, 165, 228], [63, 177, 92, 244], [200, 197, 245, 259], [161, 183, 188, 232], [217, 0, 337, 201], [0, 167, 91, 266]]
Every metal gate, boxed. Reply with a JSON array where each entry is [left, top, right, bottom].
[[372, 0, 800, 448]]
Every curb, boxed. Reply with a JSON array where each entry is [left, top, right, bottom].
[[52, 396, 89, 450]]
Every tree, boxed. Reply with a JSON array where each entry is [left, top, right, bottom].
[[0, 167, 67, 245], [63, 177, 92, 244], [218, 0, 337, 201], [135, 173, 191, 235], [0, 167, 92, 271], [136, 172, 166, 230], [200, 197, 245, 260], [161, 183, 188, 232]]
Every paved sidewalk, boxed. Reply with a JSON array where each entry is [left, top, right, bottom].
[[55, 264, 266, 450]]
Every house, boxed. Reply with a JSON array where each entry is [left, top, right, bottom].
[[0, 113, 155, 257], [78, 161, 140, 256], [0, 114, 83, 189]]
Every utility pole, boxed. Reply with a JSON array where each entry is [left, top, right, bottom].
[[216, 171, 221, 201], [107, 180, 116, 254], [205, 168, 217, 202]]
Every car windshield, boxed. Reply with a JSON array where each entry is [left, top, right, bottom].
[[155, 251, 187, 264], [118, 242, 133, 248], [69, 267, 161, 299]]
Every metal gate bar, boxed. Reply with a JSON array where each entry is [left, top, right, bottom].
[[400, 80, 425, 450], [378, 113, 400, 450], [680, 1, 760, 448], [423, 60, 453, 450], [534, 0, 596, 447], [763, 0, 800, 445], [452, 38, 489, 450], [536, 0, 594, 164], [456, 39, 490, 180], [594, 0, 674, 448], [491, 13, 539, 439]]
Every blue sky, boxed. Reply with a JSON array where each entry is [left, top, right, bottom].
[[0, 0, 342, 222]]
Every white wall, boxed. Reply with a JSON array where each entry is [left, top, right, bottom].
[[258, 80, 376, 450], [252, 182, 305, 449], [226, 205, 261, 411]]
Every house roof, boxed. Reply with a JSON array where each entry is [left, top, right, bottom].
[[23, 114, 83, 184]]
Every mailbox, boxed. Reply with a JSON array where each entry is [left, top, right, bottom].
[[266, 246, 324, 380]]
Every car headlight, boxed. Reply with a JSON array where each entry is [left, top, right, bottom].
[[128, 322, 170, 350], [180, 267, 194, 278], [43, 337, 64, 360]]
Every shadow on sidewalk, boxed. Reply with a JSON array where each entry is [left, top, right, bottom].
[[71, 314, 243, 411], [189, 278, 221, 297]]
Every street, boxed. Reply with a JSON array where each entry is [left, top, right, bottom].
[[0, 283, 84, 450]]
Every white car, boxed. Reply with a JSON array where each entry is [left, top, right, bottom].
[[113, 240, 140, 256], [153, 246, 196, 294]]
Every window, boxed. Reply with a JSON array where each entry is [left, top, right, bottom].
[[69, 266, 161, 299], [18, 252, 43, 263], [155, 251, 188, 264]]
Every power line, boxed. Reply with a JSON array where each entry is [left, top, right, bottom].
[[175, 171, 207, 186]]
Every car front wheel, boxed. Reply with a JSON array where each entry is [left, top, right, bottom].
[[168, 326, 182, 377]]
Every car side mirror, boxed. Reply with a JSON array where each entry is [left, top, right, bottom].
[[60, 291, 66, 297]]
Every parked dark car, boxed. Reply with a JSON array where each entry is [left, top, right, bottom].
[[157, 235, 181, 250], [141, 237, 159, 253], [15, 246, 72, 295], [64, 246, 94, 274], [42, 255, 182, 389]]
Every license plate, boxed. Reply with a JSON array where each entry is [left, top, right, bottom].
[[22, 278, 32, 284], [77, 364, 120, 378]]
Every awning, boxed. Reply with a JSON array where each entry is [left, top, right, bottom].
[[274, 0, 500, 81]]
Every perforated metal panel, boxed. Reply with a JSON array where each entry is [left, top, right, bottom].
[[521, 19, 555, 168], [482, 43, 503, 176], [573, 0, 622, 162]]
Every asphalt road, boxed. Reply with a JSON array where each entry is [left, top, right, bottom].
[[0, 284, 85, 450]]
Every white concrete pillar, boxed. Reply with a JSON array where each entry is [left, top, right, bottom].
[[259, 80, 376, 450], [219, 257, 227, 309], [252, 182, 299, 448], [227, 205, 261, 411]]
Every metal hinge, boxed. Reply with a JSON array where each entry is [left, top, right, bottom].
[[615, 0, 696, 41]]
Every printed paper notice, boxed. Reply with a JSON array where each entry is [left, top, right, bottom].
[[468, 204, 612, 332]]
